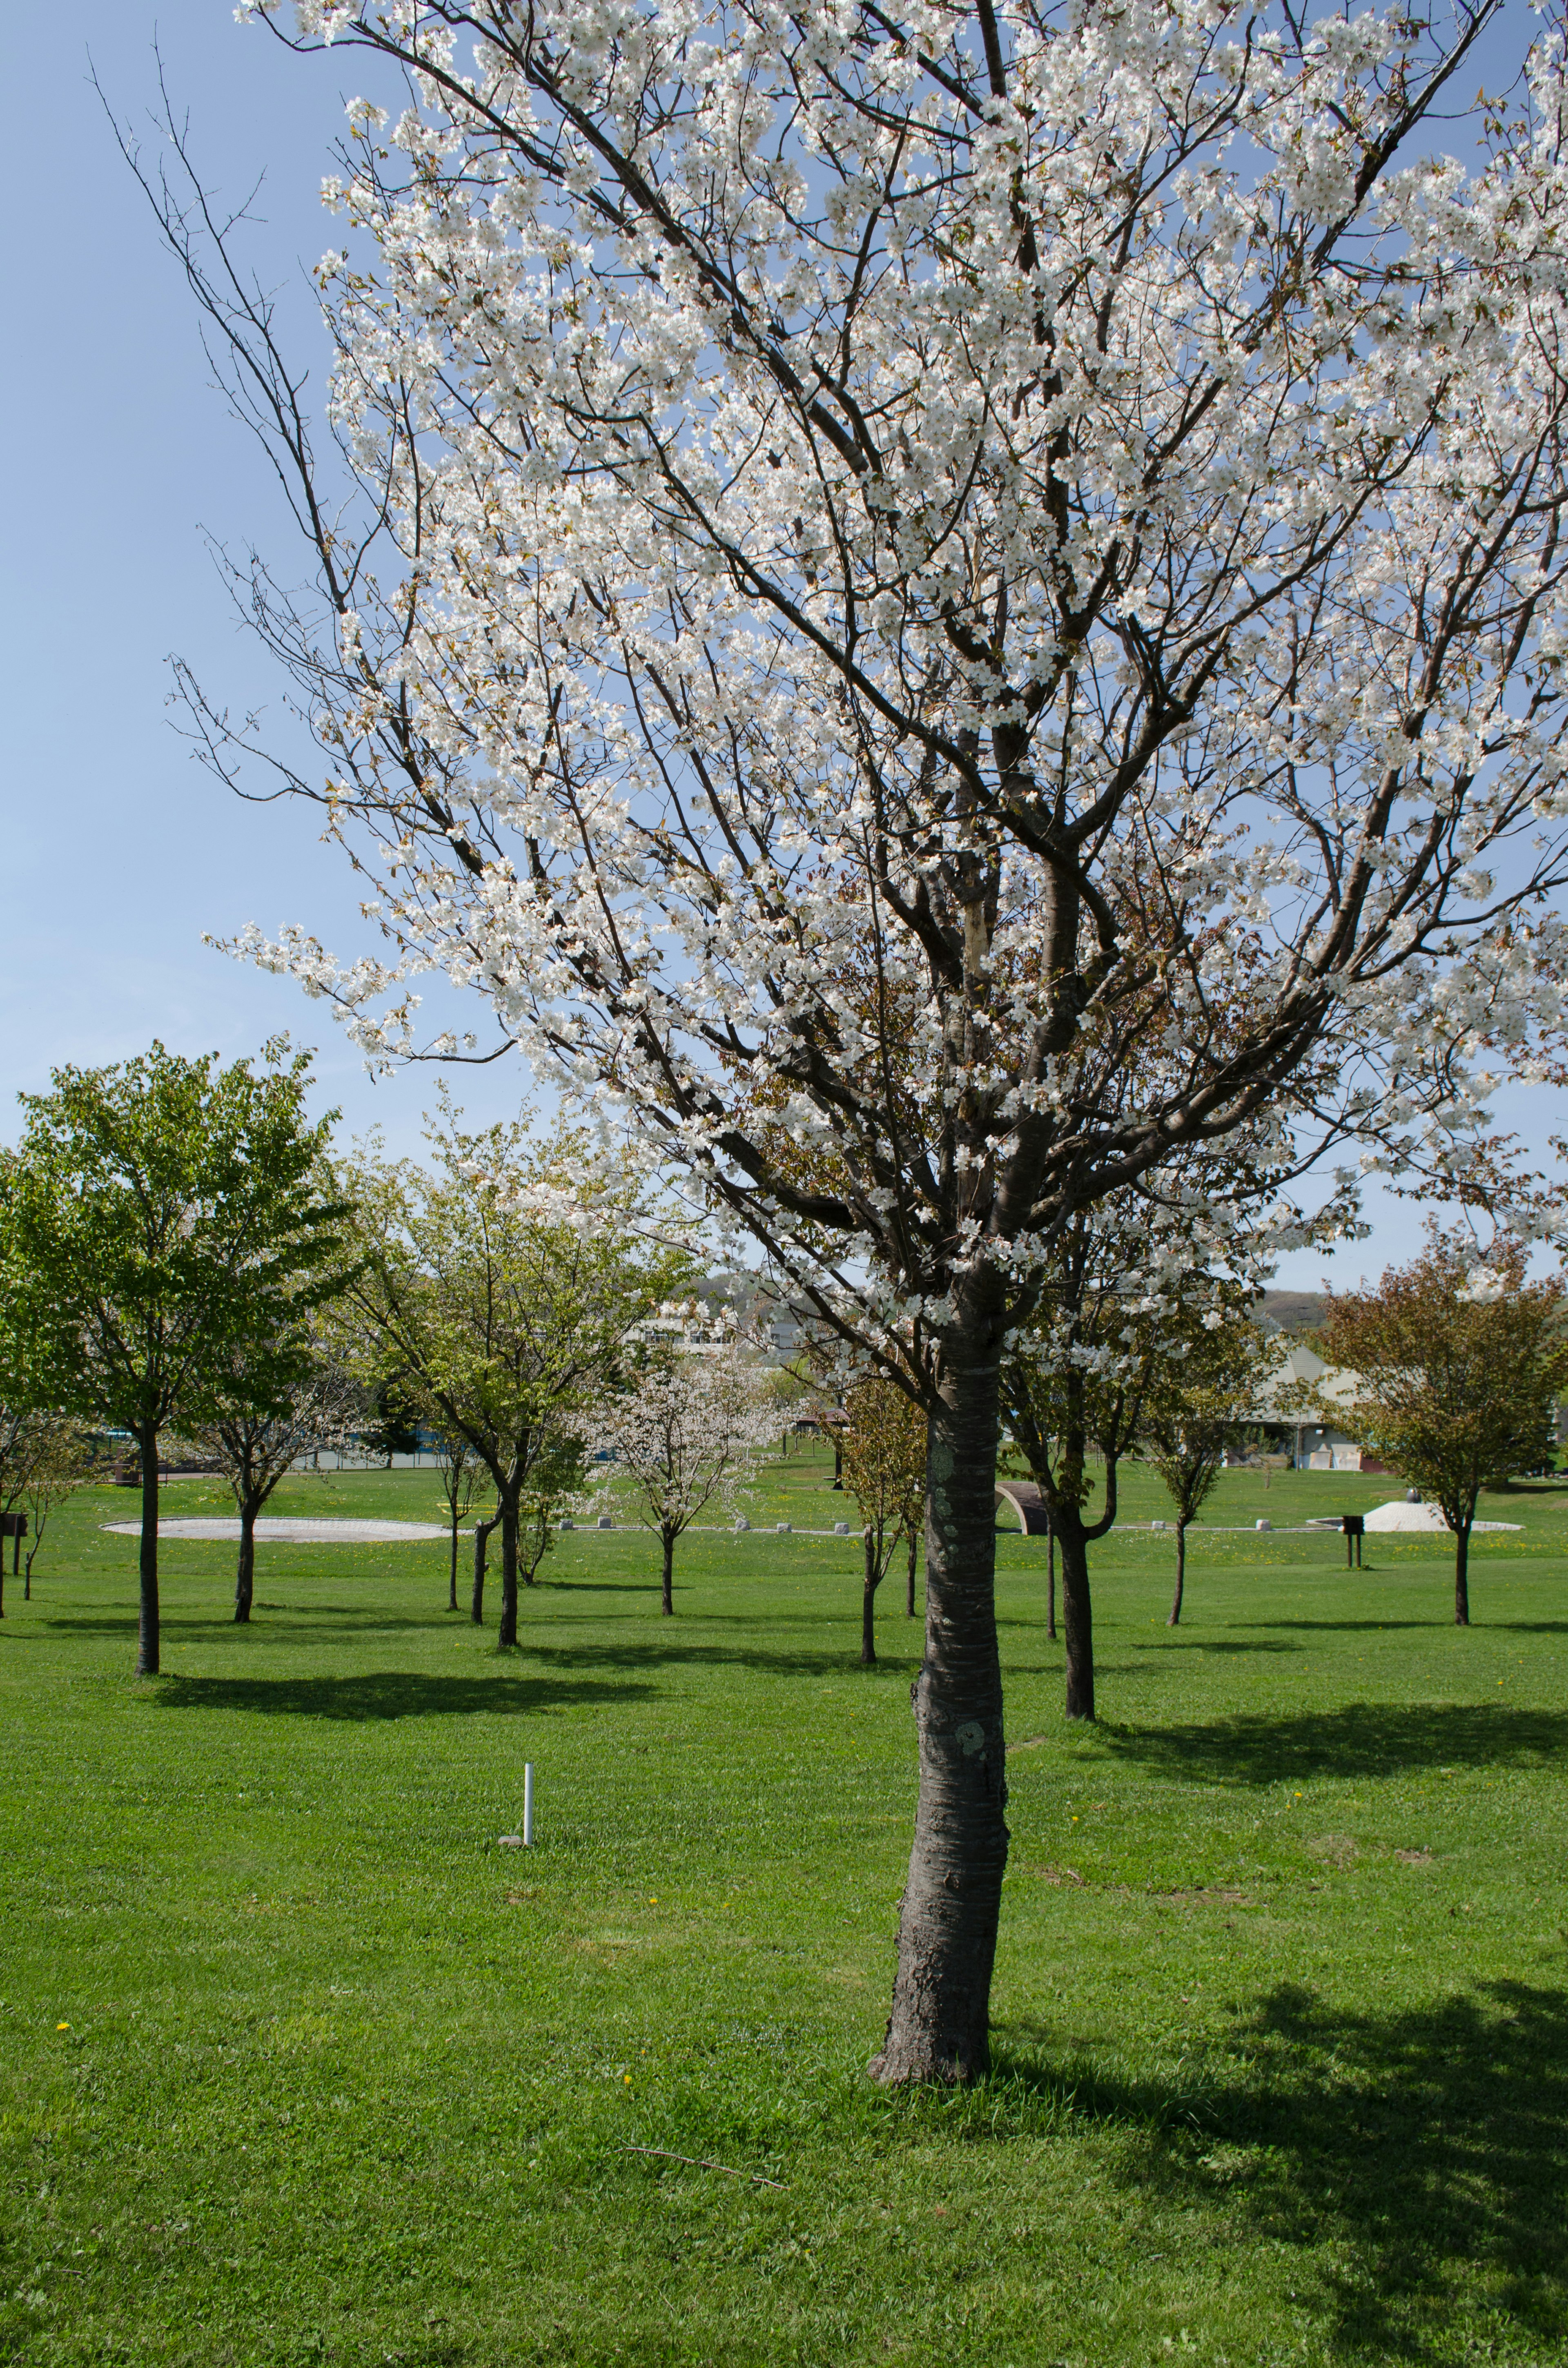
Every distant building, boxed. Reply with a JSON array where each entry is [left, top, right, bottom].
[[1248, 1329, 1381, 1472]]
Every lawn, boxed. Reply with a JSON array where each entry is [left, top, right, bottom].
[[2, 1448, 1566, 2366]]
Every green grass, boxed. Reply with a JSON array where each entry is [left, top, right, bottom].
[[2, 1448, 1567, 2366]]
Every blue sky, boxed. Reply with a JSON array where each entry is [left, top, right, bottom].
[[1, 0, 1556, 1290]]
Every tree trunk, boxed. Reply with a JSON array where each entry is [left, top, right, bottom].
[[1046, 1520, 1056, 1643], [136, 1423, 160, 1677], [448, 1513, 460, 1612], [661, 1526, 675, 1617], [471, 1512, 500, 1625], [906, 1528, 918, 1618], [832, 1434, 844, 1490], [234, 1498, 258, 1623], [1168, 1522, 1186, 1627], [1056, 1511, 1095, 1720], [862, 1529, 880, 1665], [497, 1498, 520, 1648], [1454, 1520, 1471, 1626], [871, 1356, 1007, 2087]]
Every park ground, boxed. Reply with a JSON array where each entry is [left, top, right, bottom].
[[2, 1448, 1566, 2367]]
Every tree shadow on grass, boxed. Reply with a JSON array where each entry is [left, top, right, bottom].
[[524, 1637, 911, 1681], [1102, 1701, 1568, 1784], [1131, 1638, 1302, 1656], [149, 1671, 650, 1720], [996, 1979, 1568, 2361]]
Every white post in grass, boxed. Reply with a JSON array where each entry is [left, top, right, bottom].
[[523, 1763, 535, 1847]]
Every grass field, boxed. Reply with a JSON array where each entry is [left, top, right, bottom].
[[2, 1447, 1566, 2367]]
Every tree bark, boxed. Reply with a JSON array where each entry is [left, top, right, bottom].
[[471, 1511, 500, 1625], [136, 1423, 160, 1677], [1055, 1511, 1095, 1721], [661, 1526, 676, 1617], [234, 1497, 258, 1623], [497, 1497, 520, 1648], [871, 1356, 1007, 2087], [1168, 1522, 1186, 1627], [1454, 1520, 1471, 1626], [862, 1529, 880, 1665], [448, 1513, 460, 1612]]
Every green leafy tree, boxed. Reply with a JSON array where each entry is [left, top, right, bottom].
[[1139, 1305, 1281, 1627], [339, 1105, 682, 1647], [1313, 1236, 1568, 1626], [0, 1042, 354, 1674]]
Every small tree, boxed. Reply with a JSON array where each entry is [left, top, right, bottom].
[[340, 1106, 679, 1648], [1313, 1237, 1568, 1626], [20, 1418, 98, 1600], [1140, 1310, 1281, 1627], [0, 1409, 96, 1613], [0, 1043, 353, 1674], [189, 1347, 362, 1621], [433, 1429, 487, 1613], [841, 1377, 927, 1663], [597, 1350, 775, 1615]]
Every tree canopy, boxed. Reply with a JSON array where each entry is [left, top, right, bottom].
[[0, 1042, 353, 1674], [1314, 1235, 1568, 1625]]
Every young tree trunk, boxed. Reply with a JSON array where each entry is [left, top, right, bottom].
[[1055, 1512, 1095, 1721], [832, 1434, 844, 1490], [471, 1511, 500, 1625], [135, 1423, 160, 1677], [234, 1498, 258, 1623], [1046, 1520, 1056, 1643], [1168, 1522, 1186, 1628], [862, 1528, 881, 1665], [661, 1526, 676, 1617], [448, 1513, 460, 1612], [497, 1497, 520, 1648], [1454, 1519, 1471, 1627], [871, 1354, 1007, 2087], [906, 1529, 918, 1618]]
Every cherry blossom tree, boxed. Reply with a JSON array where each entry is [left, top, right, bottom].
[[595, 1351, 777, 1614], [130, 0, 1568, 2078]]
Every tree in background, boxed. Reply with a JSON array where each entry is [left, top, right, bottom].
[[597, 1349, 777, 1616], [141, 0, 1568, 2085], [0, 1409, 98, 1614], [840, 1376, 927, 1664], [189, 1346, 363, 1622], [1004, 1148, 1342, 1716], [357, 1377, 423, 1467], [433, 1431, 488, 1614], [1314, 1238, 1568, 1626], [0, 1044, 353, 1674], [1139, 1307, 1282, 1628], [340, 1107, 679, 1649]]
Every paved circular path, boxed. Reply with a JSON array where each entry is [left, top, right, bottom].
[[101, 1518, 448, 1543]]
